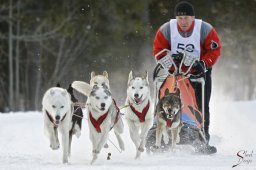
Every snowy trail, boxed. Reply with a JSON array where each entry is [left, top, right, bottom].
[[0, 101, 256, 170]]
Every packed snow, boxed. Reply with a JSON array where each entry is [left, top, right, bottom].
[[0, 99, 256, 170]]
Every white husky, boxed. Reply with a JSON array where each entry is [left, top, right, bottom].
[[42, 87, 72, 163], [72, 81, 124, 164], [90, 71, 110, 88], [125, 71, 154, 159]]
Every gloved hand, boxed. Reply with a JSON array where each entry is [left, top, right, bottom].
[[193, 60, 206, 74], [157, 55, 173, 70]]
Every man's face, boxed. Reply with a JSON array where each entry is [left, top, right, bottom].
[[176, 16, 195, 31]]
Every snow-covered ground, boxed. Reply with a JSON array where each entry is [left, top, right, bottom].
[[0, 100, 256, 170]]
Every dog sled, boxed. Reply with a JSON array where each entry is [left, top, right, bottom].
[[146, 49, 216, 154]]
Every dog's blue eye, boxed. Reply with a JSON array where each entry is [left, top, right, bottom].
[[96, 96, 100, 99], [104, 96, 108, 99], [52, 105, 56, 108], [140, 86, 143, 89], [60, 106, 64, 108], [132, 87, 135, 89]]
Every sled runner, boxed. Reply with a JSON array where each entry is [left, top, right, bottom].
[[146, 49, 216, 154]]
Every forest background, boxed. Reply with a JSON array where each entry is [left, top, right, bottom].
[[0, 0, 255, 112]]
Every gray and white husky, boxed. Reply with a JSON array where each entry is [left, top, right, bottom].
[[72, 81, 124, 164], [42, 87, 72, 163], [125, 71, 154, 159], [155, 88, 183, 151]]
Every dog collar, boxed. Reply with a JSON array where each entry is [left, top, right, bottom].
[[89, 111, 109, 133], [129, 100, 150, 123], [46, 110, 66, 128]]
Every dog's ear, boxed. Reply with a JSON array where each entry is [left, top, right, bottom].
[[67, 84, 73, 94], [144, 71, 149, 85], [50, 89, 55, 96], [103, 71, 108, 78], [61, 89, 68, 96], [128, 71, 133, 85], [56, 83, 61, 87], [91, 71, 95, 79], [164, 88, 170, 96], [72, 81, 92, 96], [175, 89, 180, 96]]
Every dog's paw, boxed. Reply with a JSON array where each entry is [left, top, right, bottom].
[[104, 143, 109, 148], [163, 136, 169, 144], [170, 146, 177, 153], [138, 146, 144, 152], [90, 155, 98, 165], [135, 151, 141, 159], [116, 137, 125, 151], [120, 143, 125, 151], [50, 144, 60, 150], [74, 124, 81, 138], [75, 131, 81, 138], [149, 145, 160, 152], [153, 145, 160, 149], [176, 135, 180, 143], [62, 158, 69, 164]]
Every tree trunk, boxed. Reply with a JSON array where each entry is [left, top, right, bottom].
[[8, 0, 14, 111], [15, 0, 21, 110], [34, 42, 42, 111]]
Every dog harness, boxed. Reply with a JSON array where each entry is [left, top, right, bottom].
[[112, 99, 121, 125], [129, 101, 150, 122], [46, 110, 66, 128], [108, 99, 123, 131], [89, 111, 108, 133]]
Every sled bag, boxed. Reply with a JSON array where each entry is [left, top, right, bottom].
[[159, 76, 203, 129]]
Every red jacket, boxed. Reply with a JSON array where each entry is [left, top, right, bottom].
[[153, 20, 221, 69]]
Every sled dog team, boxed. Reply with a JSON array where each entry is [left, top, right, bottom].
[[42, 71, 182, 164]]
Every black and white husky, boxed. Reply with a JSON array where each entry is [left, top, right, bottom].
[[125, 71, 154, 159], [72, 81, 124, 164], [57, 83, 84, 156], [42, 87, 72, 163]]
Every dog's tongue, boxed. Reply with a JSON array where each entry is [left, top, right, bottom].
[[134, 95, 143, 104], [134, 98, 140, 104]]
